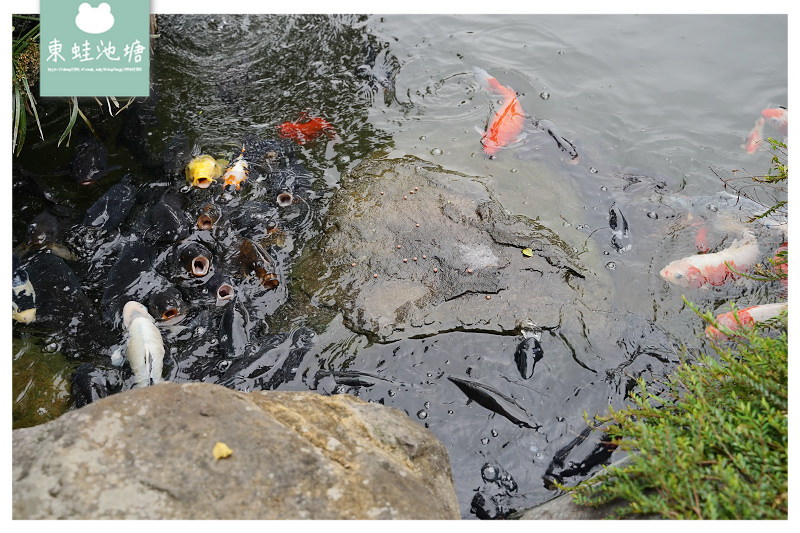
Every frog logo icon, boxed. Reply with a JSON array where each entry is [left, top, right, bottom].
[[75, 2, 115, 34]]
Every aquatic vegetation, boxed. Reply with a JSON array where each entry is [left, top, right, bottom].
[[567, 308, 787, 519]]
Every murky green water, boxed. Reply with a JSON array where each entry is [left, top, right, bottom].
[[12, 14, 787, 518]]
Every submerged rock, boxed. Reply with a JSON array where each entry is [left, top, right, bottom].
[[297, 155, 592, 342], [12, 382, 461, 520]]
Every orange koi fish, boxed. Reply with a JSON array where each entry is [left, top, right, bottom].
[[474, 67, 526, 156], [278, 113, 335, 145], [705, 302, 787, 340], [222, 147, 249, 191], [659, 232, 760, 288], [745, 117, 766, 154]]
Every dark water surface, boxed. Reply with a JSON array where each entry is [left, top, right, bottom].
[[11, 14, 787, 518]]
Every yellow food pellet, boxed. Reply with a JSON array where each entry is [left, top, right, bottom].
[[213, 442, 233, 460]]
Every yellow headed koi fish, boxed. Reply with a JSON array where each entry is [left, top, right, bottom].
[[185, 155, 224, 189]]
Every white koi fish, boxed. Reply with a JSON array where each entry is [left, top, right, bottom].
[[122, 301, 165, 388], [222, 146, 249, 191], [659, 232, 761, 288]]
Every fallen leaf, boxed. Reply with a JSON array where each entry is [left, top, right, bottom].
[[213, 441, 233, 460], [522, 248, 533, 257]]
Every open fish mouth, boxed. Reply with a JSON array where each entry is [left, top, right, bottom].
[[216, 283, 234, 302], [189, 255, 211, 276], [193, 177, 214, 189], [161, 308, 181, 321], [196, 214, 214, 230], [276, 192, 294, 207]]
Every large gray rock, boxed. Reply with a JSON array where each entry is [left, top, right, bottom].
[[12, 382, 461, 519], [297, 155, 600, 342]]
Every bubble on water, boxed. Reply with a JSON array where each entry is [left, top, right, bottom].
[[510, 168, 518, 173], [491, 429, 498, 437], [647, 211, 658, 219], [430, 148, 443, 156], [417, 410, 428, 420], [388, 390, 396, 397], [424, 401, 431, 409], [589, 167, 598, 174], [481, 437, 490, 445], [603, 250, 610, 255], [447, 409, 454, 415], [529, 445, 539, 453], [419, 135, 427, 141], [706, 203, 718, 212], [539, 91, 550, 100], [600, 185, 607, 191], [481, 464, 499, 482], [606, 261, 616, 270]]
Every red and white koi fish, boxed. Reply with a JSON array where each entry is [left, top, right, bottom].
[[761, 107, 788, 137], [278, 113, 335, 145], [659, 232, 760, 288], [473, 67, 526, 156], [222, 146, 249, 191], [705, 302, 787, 340], [122, 301, 165, 388], [745, 117, 766, 154], [744, 107, 788, 153]]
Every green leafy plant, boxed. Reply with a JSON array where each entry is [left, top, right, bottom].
[[568, 309, 788, 519], [12, 15, 43, 155]]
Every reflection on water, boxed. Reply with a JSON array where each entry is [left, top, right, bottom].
[[12, 14, 787, 518]]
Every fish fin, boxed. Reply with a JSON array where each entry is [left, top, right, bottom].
[[111, 347, 125, 366]]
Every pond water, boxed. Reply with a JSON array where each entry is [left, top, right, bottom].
[[12, 14, 788, 518]]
